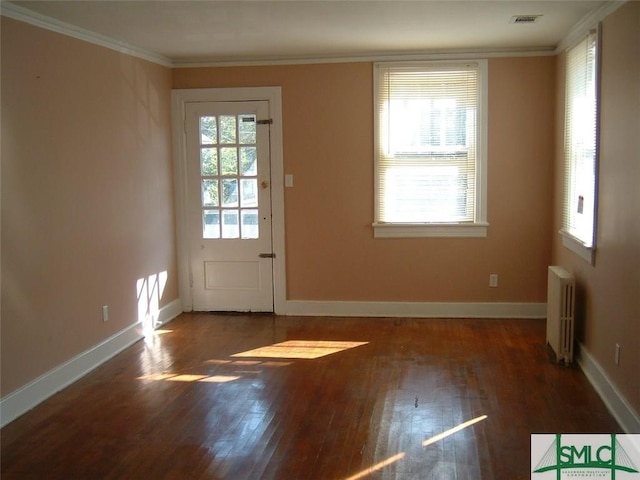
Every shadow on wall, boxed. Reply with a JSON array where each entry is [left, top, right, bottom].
[[573, 281, 587, 343], [119, 54, 165, 148]]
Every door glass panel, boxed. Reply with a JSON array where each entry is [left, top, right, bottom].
[[219, 116, 236, 144], [240, 179, 258, 207], [200, 116, 217, 145], [220, 147, 238, 176], [199, 113, 263, 241], [241, 209, 259, 239], [201, 148, 218, 175], [239, 115, 257, 144], [202, 179, 219, 207], [222, 210, 239, 239], [222, 179, 238, 207], [203, 210, 220, 239], [240, 147, 257, 176]]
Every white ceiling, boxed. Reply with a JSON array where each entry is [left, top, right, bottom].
[[7, 1, 610, 65]]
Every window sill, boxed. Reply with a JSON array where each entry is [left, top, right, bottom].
[[373, 222, 488, 238], [560, 229, 595, 265]]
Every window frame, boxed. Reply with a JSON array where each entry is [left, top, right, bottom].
[[372, 59, 489, 239], [560, 26, 601, 264]]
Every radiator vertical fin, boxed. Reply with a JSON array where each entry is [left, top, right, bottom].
[[547, 266, 575, 364]]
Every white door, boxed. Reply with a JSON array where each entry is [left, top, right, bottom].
[[185, 101, 274, 311]]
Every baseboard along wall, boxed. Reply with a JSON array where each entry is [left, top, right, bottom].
[[0, 299, 183, 428], [281, 300, 547, 319], [577, 342, 640, 434]]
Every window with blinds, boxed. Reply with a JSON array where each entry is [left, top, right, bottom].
[[373, 61, 487, 238], [561, 29, 599, 261]]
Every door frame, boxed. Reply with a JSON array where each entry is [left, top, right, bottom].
[[171, 87, 286, 314]]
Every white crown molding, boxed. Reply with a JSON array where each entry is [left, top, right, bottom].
[[172, 47, 556, 69], [556, 0, 627, 53], [0, 1, 172, 67], [282, 300, 546, 319], [0, 299, 182, 427]]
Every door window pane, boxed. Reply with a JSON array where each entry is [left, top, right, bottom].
[[220, 115, 236, 144], [220, 148, 238, 176], [202, 179, 219, 207], [240, 179, 258, 207], [222, 179, 238, 207], [222, 210, 239, 239], [203, 210, 220, 239], [240, 147, 257, 176], [200, 116, 217, 145], [201, 148, 218, 176], [241, 209, 259, 239], [239, 115, 257, 144]]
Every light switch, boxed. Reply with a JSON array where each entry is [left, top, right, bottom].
[[285, 174, 294, 187]]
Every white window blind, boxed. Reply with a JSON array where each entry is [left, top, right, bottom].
[[562, 30, 599, 251], [375, 62, 483, 229]]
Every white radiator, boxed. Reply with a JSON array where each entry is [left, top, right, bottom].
[[546, 266, 575, 364]]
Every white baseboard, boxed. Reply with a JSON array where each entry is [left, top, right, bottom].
[[155, 298, 183, 327], [577, 342, 640, 433], [0, 299, 183, 428], [282, 300, 546, 319]]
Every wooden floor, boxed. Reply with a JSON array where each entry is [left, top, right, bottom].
[[2, 314, 621, 479]]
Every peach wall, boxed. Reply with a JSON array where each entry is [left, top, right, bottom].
[[553, 2, 640, 420], [1, 18, 178, 395], [173, 56, 555, 302]]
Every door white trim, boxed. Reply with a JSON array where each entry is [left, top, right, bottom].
[[171, 87, 286, 314]]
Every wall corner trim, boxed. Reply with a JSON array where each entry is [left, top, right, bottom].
[[0, 299, 183, 428], [281, 300, 546, 319], [577, 342, 640, 433]]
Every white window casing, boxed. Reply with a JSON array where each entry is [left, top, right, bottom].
[[373, 60, 488, 238], [561, 28, 600, 264]]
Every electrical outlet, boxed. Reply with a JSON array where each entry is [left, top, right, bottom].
[[615, 343, 621, 365], [489, 274, 498, 288], [285, 174, 294, 187], [102, 305, 109, 322]]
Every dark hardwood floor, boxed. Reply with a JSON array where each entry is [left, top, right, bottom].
[[1, 313, 621, 479]]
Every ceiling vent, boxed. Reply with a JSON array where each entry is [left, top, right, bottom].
[[510, 14, 543, 24]]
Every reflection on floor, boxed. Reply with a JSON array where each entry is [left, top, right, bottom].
[[1, 313, 621, 479]]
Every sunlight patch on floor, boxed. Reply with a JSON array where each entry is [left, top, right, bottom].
[[203, 359, 293, 367], [137, 373, 241, 383], [344, 453, 406, 480], [231, 340, 369, 359], [150, 329, 173, 335], [197, 375, 242, 383], [422, 415, 488, 447], [343, 414, 488, 480], [166, 374, 209, 382]]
